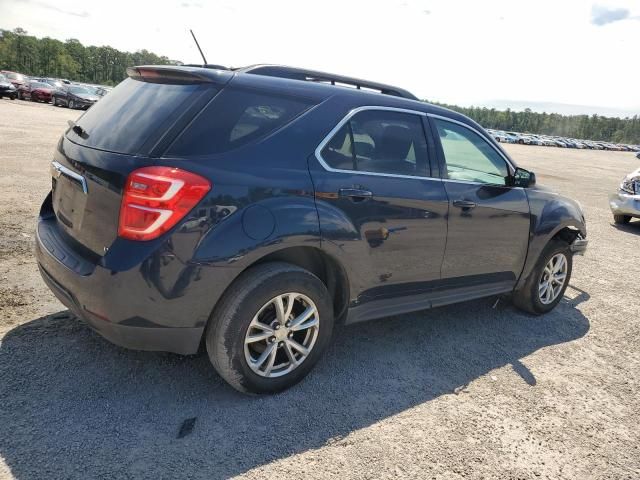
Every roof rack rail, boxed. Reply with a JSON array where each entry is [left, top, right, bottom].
[[238, 65, 418, 100]]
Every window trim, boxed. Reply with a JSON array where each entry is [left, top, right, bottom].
[[427, 114, 517, 182], [314, 106, 435, 181]]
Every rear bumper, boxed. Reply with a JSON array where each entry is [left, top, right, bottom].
[[609, 191, 640, 218], [35, 210, 239, 355], [37, 263, 202, 354]]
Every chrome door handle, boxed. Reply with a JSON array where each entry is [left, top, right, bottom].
[[339, 188, 373, 202], [453, 199, 476, 209]]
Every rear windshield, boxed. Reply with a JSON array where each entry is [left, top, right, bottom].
[[166, 87, 314, 156], [70, 78, 208, 154]]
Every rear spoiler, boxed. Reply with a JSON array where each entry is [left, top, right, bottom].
[[126, 66, 233, 85]]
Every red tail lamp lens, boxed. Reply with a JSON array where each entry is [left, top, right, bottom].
[[118, 166, 211, 241]]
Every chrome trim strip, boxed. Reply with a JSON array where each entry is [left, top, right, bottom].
[[314, 106, 435, 181], [426, 113, 516, 174], [51, 161, 88, 194]]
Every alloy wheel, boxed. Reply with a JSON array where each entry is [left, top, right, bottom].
[[244, 292, 320, 378], [538, 253, 568, 304]]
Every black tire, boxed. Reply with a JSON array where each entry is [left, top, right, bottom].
[[206, 262, 334, 394], [512, 239, 573, 315], [613, 214, 631, 224], [10, 94, 16, 100], [518, 139, 524, 144], [68, 100, 74, 109], [17, 91, 23, 100]]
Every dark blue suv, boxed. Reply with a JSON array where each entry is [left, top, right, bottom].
[[35, 65, 587, 393]]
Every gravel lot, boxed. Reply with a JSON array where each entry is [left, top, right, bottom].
[[1, 99, 639, 479]]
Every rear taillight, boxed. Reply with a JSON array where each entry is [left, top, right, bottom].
[[118, 166, 211, 241]]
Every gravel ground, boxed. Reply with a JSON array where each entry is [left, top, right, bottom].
[[0, 99, 639, 479]]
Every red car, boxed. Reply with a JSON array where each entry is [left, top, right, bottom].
[[18, 81, 54, 102], [0, 70, 27, 89]]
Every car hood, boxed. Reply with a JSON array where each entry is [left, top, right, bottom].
[[0, 81, 14, 88]]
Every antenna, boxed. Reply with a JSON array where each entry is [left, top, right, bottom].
[[190, 29, 208, 66]]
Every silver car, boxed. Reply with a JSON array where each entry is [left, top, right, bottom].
[[610, 155, 640, 224]]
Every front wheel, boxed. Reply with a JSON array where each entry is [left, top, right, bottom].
[[513, 239, 573, 315], [68, 100, 74, 109], [206, 262, 334, 394]]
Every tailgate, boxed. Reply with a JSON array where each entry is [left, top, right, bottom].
[[50, 141, 139, 256]]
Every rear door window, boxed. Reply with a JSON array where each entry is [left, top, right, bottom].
[[320, 110, 429, 177], [166, 88, 314, 156], [69, 78, 209, 155]]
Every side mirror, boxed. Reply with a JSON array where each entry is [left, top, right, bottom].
[[512, 167, 536, 188]]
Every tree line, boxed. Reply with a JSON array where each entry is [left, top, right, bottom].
[[430, 102, 640, 145], [0, 28, 180, 86]]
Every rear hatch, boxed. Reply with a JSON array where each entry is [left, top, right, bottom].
[[50, 67, 231, 256]]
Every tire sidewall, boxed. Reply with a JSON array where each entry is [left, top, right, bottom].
[[208, 266, 334, 393], [528, 241, 573, 314]]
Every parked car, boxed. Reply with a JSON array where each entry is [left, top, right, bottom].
[[526, 135, 545, 146], [491, 130, 510, 143], [18, 80, 54, 102], [35, 64, 588, 394], [0, 73, 18, 100], [51, 85, 100, 109], [505, 132, 526, 144], [40, 78, 65, 89], [609, 165, 640, 224], [0, 70, 28, 89]]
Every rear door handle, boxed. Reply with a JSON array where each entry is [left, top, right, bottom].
[[339, 188, 373, 202], [453, 199, 477, 209]]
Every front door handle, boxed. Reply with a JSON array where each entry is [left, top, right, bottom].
[[339, 188, 373, 202], [453, 199, 477, 209]]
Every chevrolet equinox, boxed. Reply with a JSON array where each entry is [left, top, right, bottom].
[[35, 65, 588, 393]]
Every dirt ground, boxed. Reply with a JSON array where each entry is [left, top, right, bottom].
[[0, 99, 639, 479]]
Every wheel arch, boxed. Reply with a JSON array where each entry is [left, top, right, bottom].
[[246, 246, 350, 323]]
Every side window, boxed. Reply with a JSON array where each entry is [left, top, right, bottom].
[[321, 110, 429, 177], [168, 88, 313, 156], [434, 119, 509, 185]]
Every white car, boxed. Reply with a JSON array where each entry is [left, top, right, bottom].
[[610, 159, 640, 224]]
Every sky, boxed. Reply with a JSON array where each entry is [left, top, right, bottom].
[[1, 0, 639, 116]]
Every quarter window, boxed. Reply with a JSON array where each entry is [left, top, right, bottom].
[[434, 119, 509, 185], [321, 110, 429, 177], [168, 88, 314, 156]]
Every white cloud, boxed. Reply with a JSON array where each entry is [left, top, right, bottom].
[[1, 0, 638, 114]]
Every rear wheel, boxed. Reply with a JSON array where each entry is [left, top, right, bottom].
[[513, 239, 572, 315], [206, 262, 334, 394], [613, 214, 631, 224], [68, 100, 75, 109]]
